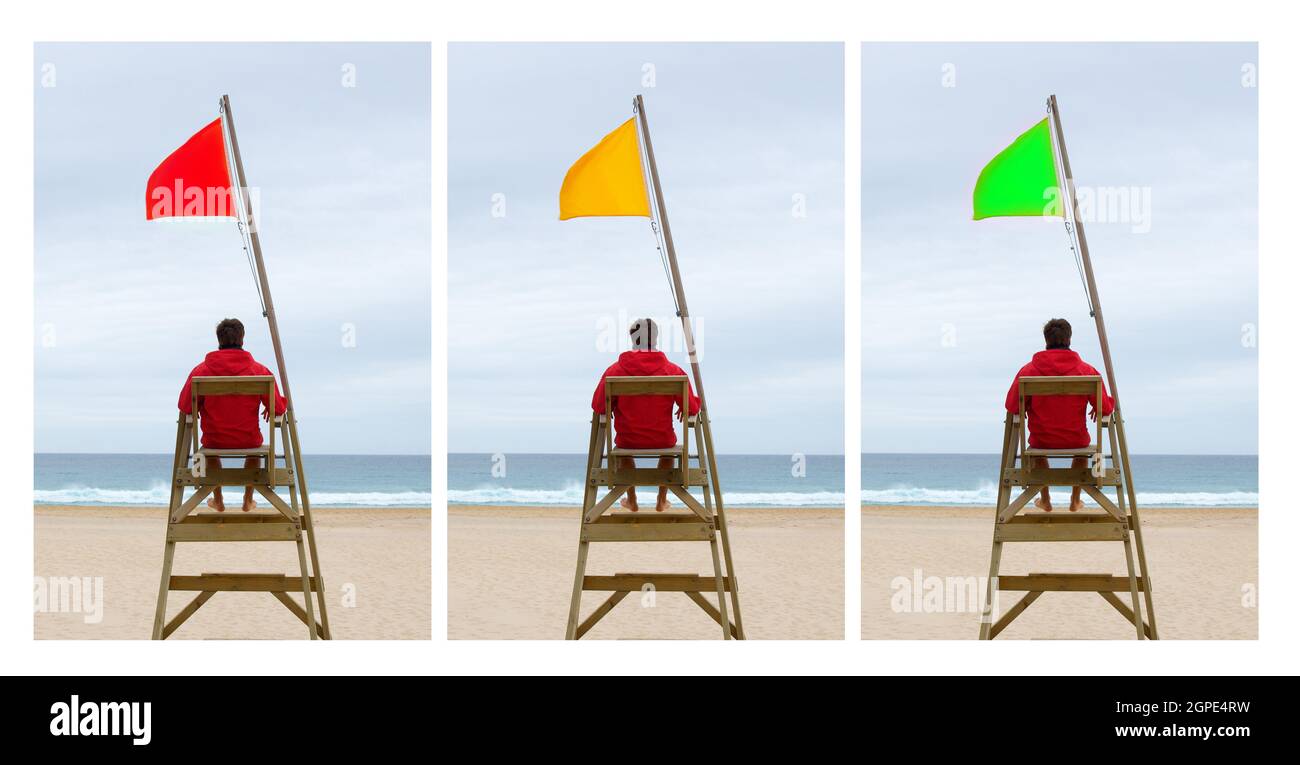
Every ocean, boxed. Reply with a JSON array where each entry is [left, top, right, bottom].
[[40, 452, 1252, 509], [449, 453, 845, 507], [34, 453, 432, 507], [862, 453, 1258, 507], [446, 452, 1257, 508]]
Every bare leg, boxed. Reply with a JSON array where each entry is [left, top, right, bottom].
[[1069, 456, 1087, 511], [655, 456, 674, 512], [618, 457, 639, 512], [242, 456, 260, 512], [1032, 456, 1053, 512], [206, 456, 226, 512]]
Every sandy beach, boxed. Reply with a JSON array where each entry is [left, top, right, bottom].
[[449, 505, 844, 639], [862, 505, 1258, 640], [35, 505, 431, 640]]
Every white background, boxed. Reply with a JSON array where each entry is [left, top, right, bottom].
[[2, 0, 1293, 675]]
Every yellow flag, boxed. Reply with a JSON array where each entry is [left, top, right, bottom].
[[559, 118, 650, 220]]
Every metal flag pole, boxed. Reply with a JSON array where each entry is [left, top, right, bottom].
[[1046, 94, 1156, 638], [633, 94, 745, 637], [219, 94, 331, 638]]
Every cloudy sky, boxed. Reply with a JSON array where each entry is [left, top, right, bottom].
[[449, 43, 844, 455], [863, 43, 1258, 455], [35, 43, 431, 455]]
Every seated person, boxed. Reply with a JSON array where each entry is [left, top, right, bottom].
[[1004, 318, 1113, 512], [591, 318, 700, 512], [178, 318, 287, 512]]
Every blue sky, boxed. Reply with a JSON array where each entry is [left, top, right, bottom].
[[449, 43, 845, 455], [863, 43, 1258, 455], [34, 43, 431, 455]]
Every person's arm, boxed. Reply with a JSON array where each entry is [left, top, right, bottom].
[[686, 377, 701, 416], [1090, 366, 1115, 416], [177, 371, 195, 414], [272, 377, 287, 416], [591, 369, 610, 414], [1004, 372, 1022, 414]]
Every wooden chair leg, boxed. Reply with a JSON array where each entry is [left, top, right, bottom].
[[709, 534, 730, 640], [565, 540, 589, 640], [1121, 535, 1144, 640], [295, 537, 317, 641], [979, 540, 1003, 640], [152, 540, 176, 640]]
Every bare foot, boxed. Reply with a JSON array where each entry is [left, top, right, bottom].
[[242, 495, 257, 512], [655, 496, 671, 512], [1069, 499, 1085, 512], [207, 495, 226, 513], [619, 496, 639, 513], [1033, 497, 1053, 513]]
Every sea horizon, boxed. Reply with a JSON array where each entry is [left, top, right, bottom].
[[35, 453, 432, 508]]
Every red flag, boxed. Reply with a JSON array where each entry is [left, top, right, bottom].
[[145, 118, 235, 220]]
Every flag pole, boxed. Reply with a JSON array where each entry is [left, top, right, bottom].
[[1047, 94, 1156, 637], [218, 94, 331, 638], [633, 94, 707, 410], [633, 94, 745, 637], [220, 94, 294, 410]]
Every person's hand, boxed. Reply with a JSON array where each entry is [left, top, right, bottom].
[[1089, 406, 1098, 422], [262, 407, 271, 422]]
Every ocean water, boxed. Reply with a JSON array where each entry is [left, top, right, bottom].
[[449, 453, 845, 507], [862, 453, 1258, 507], [35, 453, 432, 507], [447, 452, 1256, 508]]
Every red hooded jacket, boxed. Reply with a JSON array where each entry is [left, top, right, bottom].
[[1004, 348, 1114, 449], [591, 350, 701, 449], [178, 348, 287, 448]]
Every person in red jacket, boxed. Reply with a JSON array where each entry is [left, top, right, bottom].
[[1004, 318, 1114, 512], [178, 318, 287, 512], [591, 318, 701, 512]]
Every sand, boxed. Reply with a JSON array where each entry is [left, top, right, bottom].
[[862, 505, 1258, 640], [34, 505, 431, 640], [449, 505, 844, 640]]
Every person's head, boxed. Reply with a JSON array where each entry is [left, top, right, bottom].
[[629, 318, 658, 351], [1043, 318, 1072, 350], [216, 318, 245, 350]]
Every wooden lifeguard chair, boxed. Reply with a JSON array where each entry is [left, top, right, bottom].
[[979, 375, 1157, 639], [565, 375, 744, 639], [151, 375, 330, 639]]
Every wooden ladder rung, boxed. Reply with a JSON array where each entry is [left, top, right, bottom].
[[581, 519, 712, 542], [169, 573, 320, 592], [583, 573, 732, 592], [994, 521, 1127, 542], [997, 573, 1146, 592]]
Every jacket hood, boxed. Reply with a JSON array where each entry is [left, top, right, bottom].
[[201, 348, 264, 376], [615, 349, 673, 375], [1027, 348, 1086, 376]]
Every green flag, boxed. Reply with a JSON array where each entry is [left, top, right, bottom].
[[972, 118, 1063, 220]]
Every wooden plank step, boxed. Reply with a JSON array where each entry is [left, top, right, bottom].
[[1002, 468, 1119, 487], [169, 573, 319, 592], [167, 520, 299, 542], [994, 521, 1127, 542], [581, 520, 712, 542], [998, 573, 1146, 592], [583, 573, 732, 592]]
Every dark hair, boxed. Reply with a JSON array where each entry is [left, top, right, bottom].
[[216, 318, 245, 349], [1043, 318, 1072, 349], [629, 318, 658, 350]]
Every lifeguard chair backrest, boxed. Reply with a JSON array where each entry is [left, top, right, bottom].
[[603, 375, 690, 458], [190, 375, 276, 460], [1017, 375, 1103, 456]]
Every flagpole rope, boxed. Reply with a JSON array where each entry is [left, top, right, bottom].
[[219, 100, 268, 317], [1047, 100, 1095, 318], [634, 102, 681, 318]]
